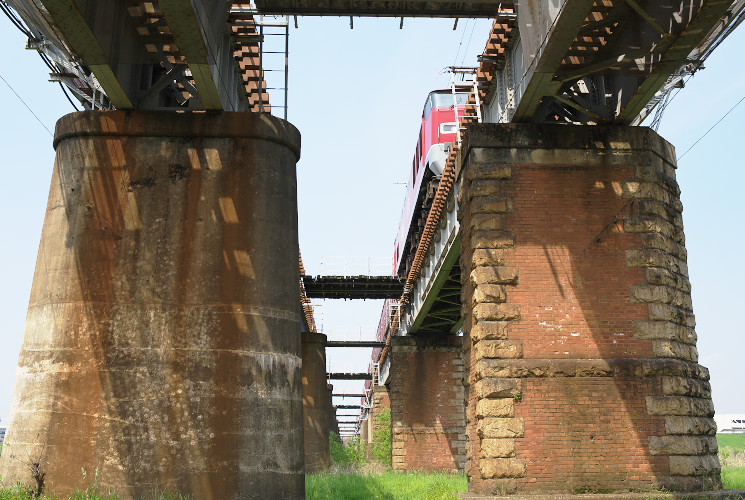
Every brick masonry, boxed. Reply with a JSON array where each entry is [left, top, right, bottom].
[[369, 384, 392, 459], [389, 335, 467, 471], [457, 124, 719, 495]]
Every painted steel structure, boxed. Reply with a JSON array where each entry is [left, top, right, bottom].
[[1, 1, 273, 111], [253, 1, 512, 17], [3, 1, 742, 123]]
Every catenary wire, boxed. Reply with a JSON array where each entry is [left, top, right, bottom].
[[0, 73, 53, 136], [460, 18, 478, 66], [452, 19, 470, 66], [677, 95, 745, 161]]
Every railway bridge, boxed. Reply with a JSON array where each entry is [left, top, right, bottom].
[[0, 0, 742, 498]]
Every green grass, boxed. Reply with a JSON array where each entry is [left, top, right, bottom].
[[0, 485, 117, 500], [718, 434, 745, 490], [0, 487, 187, 500], [0, 435, 741, 499], [722, 466, 745, 490], [306, 471, 467, 500], [718, 433, 745, 452]]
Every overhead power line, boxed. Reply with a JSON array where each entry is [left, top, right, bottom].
[[678, 95, 745, 161], [0, 73, 53, 136]]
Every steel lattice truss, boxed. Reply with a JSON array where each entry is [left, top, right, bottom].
[[2, 0, 276, 111], [1, 0, 743, 120]]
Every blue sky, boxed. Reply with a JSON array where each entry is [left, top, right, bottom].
[[0, 14, 742, 429]]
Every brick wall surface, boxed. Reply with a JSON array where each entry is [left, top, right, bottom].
[[371, 385, 391, 451], [458, 124, 719, 495], [389, 335, 467, 472]]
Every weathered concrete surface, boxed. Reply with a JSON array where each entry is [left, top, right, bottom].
[[458, 124, 720, 495], [0, 111, 304, 499], [302, 332, 330, 473], [327, 383, 339, 437]]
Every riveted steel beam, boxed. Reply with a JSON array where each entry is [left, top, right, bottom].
[[253, 0, 513, 18], [617, 0, 737, 124], [37, 0, 133, 108], [512, 0, 597, 122], [159, 0, 228, 110]]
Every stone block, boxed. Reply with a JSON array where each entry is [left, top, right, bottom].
[[470, 179, 505, 196], [477, 418, 524, 438], [649, 435, 718, 456], [479, 458, 527, 479], [474, 378, 520, 398], [645, 267, 691, 293], [626, 249, 688, 275], [634, 197, 682, 219], [668, 455, 721, 476], [623, 215, 681, 240], [648, 304, 696, 327], [480, 439, 516, 458], [474, 360, 515, 379], [634, 164, 680, 194], [646, 396, 714, 417], [664, 416, 717, 436], [469, 196, 513, 214], [640, 233, 687, 259], [470, 321, 509, 342], [473, 304, 521, 322], [630, 285, 693, 310], [633, 321, 697, 344], [469, 230, 516, 250], [467, 214, 508, 232], [463, 163, 512, 181], [661, 376, 711, 398], [475, 398, 515, 418], [469, 249, 508, 267], [621, 181, 673, 205], [653, 340, 698, 362], [473, 285, 507, 305], [470, 267, 519, 286], [472, 340, 523, 359]]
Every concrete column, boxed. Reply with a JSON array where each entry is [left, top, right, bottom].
[[302, 332, 330, 473], [389, 335, 466, 472], [458, 124, 720, 495], [327, 383, 339, 438], [0, 111, 304, 499]]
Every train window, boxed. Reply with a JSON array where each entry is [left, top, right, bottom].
[[431, 92, 470, 108], [439, 122, 458, 135], [423, 95, 434, 120]]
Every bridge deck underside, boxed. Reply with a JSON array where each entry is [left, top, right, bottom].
[[513, 0, 738, 124], [415, 260, 462, 334], [253, 1, 513, 17]]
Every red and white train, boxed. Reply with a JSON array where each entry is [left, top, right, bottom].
[[392, 88, 469, 278]]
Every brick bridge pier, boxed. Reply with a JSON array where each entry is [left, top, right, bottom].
[[384, 124, 719, 496]]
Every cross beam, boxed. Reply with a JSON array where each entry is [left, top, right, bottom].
[[253, 1, 514, 18]]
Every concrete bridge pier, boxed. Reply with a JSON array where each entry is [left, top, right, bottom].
[[0, 111, 305, 499], [458, 124, 720, 495], [302, 332, 331, 472], [388, 335, 466, 471]]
